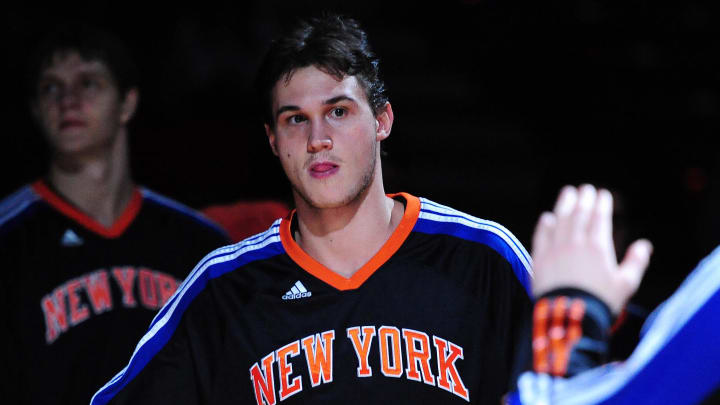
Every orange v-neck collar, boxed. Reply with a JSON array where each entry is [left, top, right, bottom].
[[32, 179, 143, 239], [280, 192, 420, 291]]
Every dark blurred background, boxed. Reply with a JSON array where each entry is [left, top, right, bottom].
[[3, 1, 720, 325]]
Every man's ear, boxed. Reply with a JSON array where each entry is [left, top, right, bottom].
[[120, 88, 139, 124], [375, 102, 394, 142], [265, 123, 279, 156]]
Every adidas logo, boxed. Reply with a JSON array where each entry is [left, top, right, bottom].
[[61, 229, 84, 247], [282, 281, 312, 300]]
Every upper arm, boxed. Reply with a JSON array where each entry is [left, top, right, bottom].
[[104, 322, 200, 405]]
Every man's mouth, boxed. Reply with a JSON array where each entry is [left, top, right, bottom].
[[309, 162, 339, 178], [59, 119, 86, 130]]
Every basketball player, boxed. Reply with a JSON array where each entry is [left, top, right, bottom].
[[91, 14, 532, 404], [507, 185, 720, 404], [0, 25, 229, 404]]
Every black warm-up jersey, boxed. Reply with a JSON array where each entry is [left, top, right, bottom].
[[0, 180, 229, 405], [92, 193, 533, 405]]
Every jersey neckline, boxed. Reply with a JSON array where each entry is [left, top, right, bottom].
[[280, 192, 420, 291], [32, 179, 143, 239]]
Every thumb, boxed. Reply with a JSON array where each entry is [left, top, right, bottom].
[[617, 239, 653, 296]]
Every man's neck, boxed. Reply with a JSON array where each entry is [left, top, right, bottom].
[[48, 129, 134, 227], [294, 185, 405, 279]]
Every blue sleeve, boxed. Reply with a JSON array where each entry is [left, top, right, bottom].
[[508, 246, 720, 405]]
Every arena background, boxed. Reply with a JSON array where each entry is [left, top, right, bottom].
[[3, 1, 719, 348]]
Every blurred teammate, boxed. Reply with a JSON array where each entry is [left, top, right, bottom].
[[92, 14, 532, 405], [507, 185, 720, 404], [0, 25, 229, 404]]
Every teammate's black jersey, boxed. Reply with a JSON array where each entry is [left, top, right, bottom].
[[92, 193, 533, 405], [0, 180, 229, 405]]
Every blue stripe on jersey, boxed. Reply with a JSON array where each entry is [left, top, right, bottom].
[[139, 187, 229, 238], [420, 198, 532, 266], [596, 291, 720, 404], [511, 245, 720, 405], [90, 224, 285, 405], [148, 221, 282, 329], [414, 198, 533, 296], [0, 184, 41, 229]]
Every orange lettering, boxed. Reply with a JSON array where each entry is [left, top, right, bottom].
[[301, 331, 335, 387], [249, 352, 276, 405], [379, 326, 403, 378], [433, 336, 469, 401], [84, 270, 113, 314], [40, 287, 68, 343], [276, 341, 302, 401], [403, 329, 435, 385], [155, 272, 179, 306], [112, 267, 137, 307], [347, 326, 376, 377], [67, 278, 90, 325], [138, 268, 158, 309]]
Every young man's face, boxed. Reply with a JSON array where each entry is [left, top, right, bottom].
[[266, 65, 393, 209], [33, 51, 137, 157]]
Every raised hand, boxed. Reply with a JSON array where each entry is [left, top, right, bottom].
[[531, 184, 653, 314]]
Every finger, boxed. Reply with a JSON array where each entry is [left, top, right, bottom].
[[588, 188, 613, 248], [553, 186, 578, 217], [567, 184, 596, 242], [532, 212, 556, 258], [553, 186, 578, 241], [617, 239, 653, 296]]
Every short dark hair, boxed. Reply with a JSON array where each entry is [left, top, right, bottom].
[[27, 24, 139, 101], [256, 13, 388, 126]]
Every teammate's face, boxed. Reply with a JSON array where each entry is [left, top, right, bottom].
[[266, 65, 393, 209], [33, 51, 137, 157]]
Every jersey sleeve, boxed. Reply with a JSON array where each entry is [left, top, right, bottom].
[[506, 246, 720, 405], [91, 223, 284, 405], [89, 248, 223, 405], [102, 320, 200, 405]]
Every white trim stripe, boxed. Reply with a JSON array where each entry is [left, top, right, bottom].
[[148, 221, 281, 328], [516, 246, 720, 404], [420, 198, 532, 263], [0, 185, 40, 228], [418, 199, 533, 277], [92, 225, 283, 404], [141, 234, 281, 350], [561, 246, 720, 404]]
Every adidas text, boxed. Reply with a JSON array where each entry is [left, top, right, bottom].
[[282, 291, 312, 300]]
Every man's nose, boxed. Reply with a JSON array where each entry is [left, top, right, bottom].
[[307, 122, 333, 153], [57, 86, 81, 110]]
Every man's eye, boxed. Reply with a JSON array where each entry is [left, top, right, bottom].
[[38, 83, 60, 97], [331, 108, 346, 118], [289, 115, 306, 124], [82, 78, 100, 90]]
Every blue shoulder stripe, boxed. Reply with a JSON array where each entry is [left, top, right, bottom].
[[139, 188, 228, 237], [0, 184, 41, 229], [512, 245, 720, 405], [148, 221, 282, 329], [414, 198, 533, 296], [90, 221, 285, 405]]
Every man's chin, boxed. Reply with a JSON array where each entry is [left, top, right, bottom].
[[295, 189, 358, 210], [293, 171, 374, 211], [306, 197, 350, 210]]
